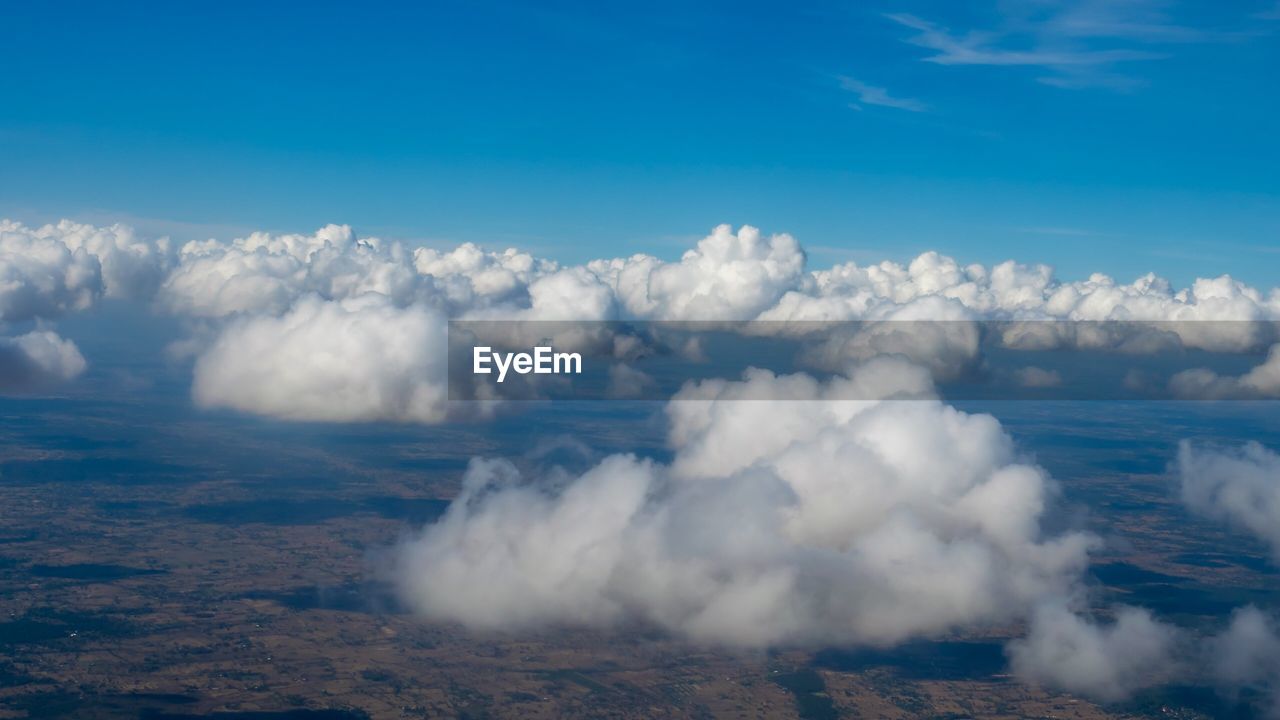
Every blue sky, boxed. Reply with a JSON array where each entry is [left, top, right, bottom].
[[2, 0, 1278, 286]]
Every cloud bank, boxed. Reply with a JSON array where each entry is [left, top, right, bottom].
[[125, 219, 1280, 421]]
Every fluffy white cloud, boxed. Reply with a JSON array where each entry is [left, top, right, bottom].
[[391, 363, 1096, 647], [161, 224, 423, 318], [0, 330, 88, 392], [0, 221, 103, 323], [1007, 603, 1183, 703], [37, 219, 172, 301], [0, 220, 172, 391], [0, 219, 176, 321], [1178, 440, 1280, 558], [594, 224, 807, 320], [17, 216, 1280, 330], [192, 295, 451, 423], [759, 250, 1280, 352], [413, 242, 557, 311], [163, 224, 624, 420]]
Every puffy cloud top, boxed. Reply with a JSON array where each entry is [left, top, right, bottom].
[[0, 219, 171, 393], [0, 221, 103, 323], [10, 215, 1280, 411], [161, 224, 421, 317], [599, 224, 807, 320], [0, 219, 175, 323]]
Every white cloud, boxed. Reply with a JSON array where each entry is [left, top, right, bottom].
[[9, 216, 1280, 420], [0, 220, 173, 391], [883, 1, 1246, 90], [37, 219, 173, 301], [0, 219, 176, 321], [1170, 343, 1280, 399], [391, 363, 1096, 647], [1178, 440, 1280, 558], [192, 295, 452, 423], [160, 224, 424, 318], [1008, 602, 1183, 702], [594, 224, 807, 321], [0, 220, 104, 323], [1209, 605, 1280, 714], [0, 330, 88, 393], [839, 76, 928, 112], [413, 242, 557, 311]]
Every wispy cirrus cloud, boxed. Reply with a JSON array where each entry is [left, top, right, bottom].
[[839, 76, 928, 112], [885, 1, 1252, 90], [884, 12, 1162, 90]]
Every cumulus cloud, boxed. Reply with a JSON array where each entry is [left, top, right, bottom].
[[0, 330, 88, 393], [0, 221, 103, 323], [391, 363, 1096, 647], [160, 223, 612, 322], [192, 295, 452, 423], [0, 219, 174, 321], [595, 224, 807, 321], [0, 219, 173, 391], [160, 224, 423, 318], [19, 216, 1280, 332], [163, 224, 619, 420], [413, 242, 557, 311], [1209, 605, 1280, 714], [37, 219, 172, 301], [1178, 440, 1280, 558], [1008, 603, 1182, 702], [769, 252, 1279, 333], [1170, 343, 1280, 399]]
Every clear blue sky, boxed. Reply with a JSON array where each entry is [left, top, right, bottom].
[[2, 0, 1277, 286]]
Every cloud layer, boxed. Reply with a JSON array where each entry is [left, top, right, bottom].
[[8, 215, 1280, 708], [127, 219, 1280, 421], [9, 215, 1280, 413]]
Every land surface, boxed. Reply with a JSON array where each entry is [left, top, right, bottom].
[[0, 396, 1277, 719]]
